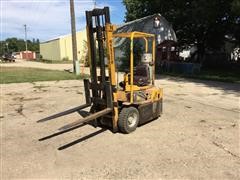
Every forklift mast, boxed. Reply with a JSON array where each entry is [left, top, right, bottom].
[[85, 7, 113, 110], [38, 7, 116, 131]]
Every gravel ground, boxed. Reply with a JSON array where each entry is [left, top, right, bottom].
[[1, 77, 239, 179]]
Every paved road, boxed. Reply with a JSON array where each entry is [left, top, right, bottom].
[[1, 77, 239, 179], [1, 59, 95, 75], [1, 59, 74, 71]]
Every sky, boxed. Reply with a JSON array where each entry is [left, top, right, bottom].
[[0, 0, 126, 42]]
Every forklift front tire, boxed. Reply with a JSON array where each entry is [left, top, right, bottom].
[[118, 107, 139, 133]]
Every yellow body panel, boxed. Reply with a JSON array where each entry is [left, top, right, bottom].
[[105, 24, 119, 130], [116, 87, 163, 104], [106, 24, 117, 86]]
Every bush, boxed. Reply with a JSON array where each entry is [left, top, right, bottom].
[[62, 57, 69, 61]]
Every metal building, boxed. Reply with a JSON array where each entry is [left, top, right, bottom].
[[115, 14, 177, 46], [114, 14, 178, 64], [40, 29, 87, 61]]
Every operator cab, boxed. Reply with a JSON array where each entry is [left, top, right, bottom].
[[120, 53, 153, 88], [134, 53, 153, 86]]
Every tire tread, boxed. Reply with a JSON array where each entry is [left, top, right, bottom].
[[118, 106, 139, 133]]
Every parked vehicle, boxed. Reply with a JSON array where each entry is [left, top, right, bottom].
[[1, 53, 15, 62]]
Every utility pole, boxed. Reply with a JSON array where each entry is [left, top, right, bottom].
[[6, 42, 9, 53], [94, 0, 96, 8], [70, 0, 79, 75], [24, 24, 28, 59]]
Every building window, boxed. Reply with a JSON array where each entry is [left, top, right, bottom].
[[157, 34, 161, 44], [154, 17, 160, 28]]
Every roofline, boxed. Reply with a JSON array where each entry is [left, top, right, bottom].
[[40, 38, 60, 44], [40, 28, 86, 44], [117, 14, 161, 28], [113, 31, 155, 38]]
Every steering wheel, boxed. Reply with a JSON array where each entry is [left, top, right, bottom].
[[138, 78, 144, 86]]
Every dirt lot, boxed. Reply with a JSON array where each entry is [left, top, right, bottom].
[[1, 77, 239, 179]]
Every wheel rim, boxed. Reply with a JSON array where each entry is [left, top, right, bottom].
[[127, 112, 138, 128]]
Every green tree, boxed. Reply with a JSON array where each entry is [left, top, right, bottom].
[[123, 0, 240, 61], [0, 37, 40, 56], [230, 0, 240, 44]]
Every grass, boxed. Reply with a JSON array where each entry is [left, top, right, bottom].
[[1, 66, 239, 84], [160, 68, 240, 83], [0, 67, 88, 84]]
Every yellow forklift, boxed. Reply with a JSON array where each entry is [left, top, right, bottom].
[[38, 7, 163, 134]]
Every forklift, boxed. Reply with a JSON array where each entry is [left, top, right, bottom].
[[38, 7, 163, 134]]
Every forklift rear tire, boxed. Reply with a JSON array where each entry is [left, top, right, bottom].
[[118, 107, 139, 133]]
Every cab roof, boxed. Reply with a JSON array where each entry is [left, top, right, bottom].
[[113, 31, 155, 38]]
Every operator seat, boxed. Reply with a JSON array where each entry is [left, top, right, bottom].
[[119, 64, 150, 89], [133, 64, 150, 86]]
